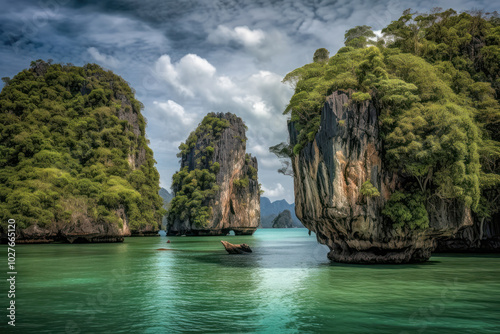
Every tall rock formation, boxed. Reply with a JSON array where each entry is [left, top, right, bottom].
[[260, 197, 303, 228], [167, 113, 260, 236], [271, 210, 294, 228], [290, 90, 472, 263], [0, 61, 164, 243]]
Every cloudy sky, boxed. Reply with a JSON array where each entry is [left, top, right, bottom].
[[0, 0, 495, 202]]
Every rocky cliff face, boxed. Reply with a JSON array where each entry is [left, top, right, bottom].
[[272, 210, 294, 228], [290, 90, 472, 263], [167, 113, 260, 236], [120, 96, 160, 237], [436, 214, 500, 252], [15, 212, 130, 243]]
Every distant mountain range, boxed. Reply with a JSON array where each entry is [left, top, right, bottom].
[[159, 188, 174, 206], [159, 188, 173, 230], [260, 197, 304, 228]]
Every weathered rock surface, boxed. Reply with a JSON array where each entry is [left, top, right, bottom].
[[221, 240, 253, 254], [167, 113, 260, 236], [12, 206, 131, 244], [290, 90, 472, 263], [436, 213, 500, 252], [272, 210, 294, 228]]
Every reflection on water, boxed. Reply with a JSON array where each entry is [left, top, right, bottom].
[[2, 229, 499, 333]]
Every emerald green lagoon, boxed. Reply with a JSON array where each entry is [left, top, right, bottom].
[[2, 229, 500, 333]]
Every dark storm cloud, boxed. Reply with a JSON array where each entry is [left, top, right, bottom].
[[0, 0, 496, 201]]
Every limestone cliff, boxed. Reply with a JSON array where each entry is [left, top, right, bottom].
[[290, 90, 472, 263], [167, 113, 260, 236]]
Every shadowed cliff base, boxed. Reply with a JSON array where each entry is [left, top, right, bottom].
[[436, 212, 500, 253]]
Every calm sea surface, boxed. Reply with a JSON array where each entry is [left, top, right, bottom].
[[2, 229, 500, 333]]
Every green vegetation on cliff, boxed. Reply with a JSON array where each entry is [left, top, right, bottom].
[[0, 60, 164, 231], [282, 9, 500, 229], [168, 114, 230, 228], [360, 181, 381, 198], [168, 113, 256, 230], [177, 114, 230, 163], [169, 167, 219, 227]]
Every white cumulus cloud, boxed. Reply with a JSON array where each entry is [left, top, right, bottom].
[[153, 100, 196, 126], [207, 25, 289, 62], [261, 183, 286, 198], [208, 25, 266, 47], [154, 53, 231, 102]]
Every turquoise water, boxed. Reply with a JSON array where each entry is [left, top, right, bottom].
[[2, 229, 500, 333]]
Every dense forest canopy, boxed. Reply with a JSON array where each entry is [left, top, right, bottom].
[[280, 9, 500, 229], [0, 60, 164, 231]]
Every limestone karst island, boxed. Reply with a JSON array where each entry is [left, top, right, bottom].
[[0, 4, 499, 333]]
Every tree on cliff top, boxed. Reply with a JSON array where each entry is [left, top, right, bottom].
[[0, 60, 164, 231], [344, 25, 376, 48], [313, 48, 330, 63]]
